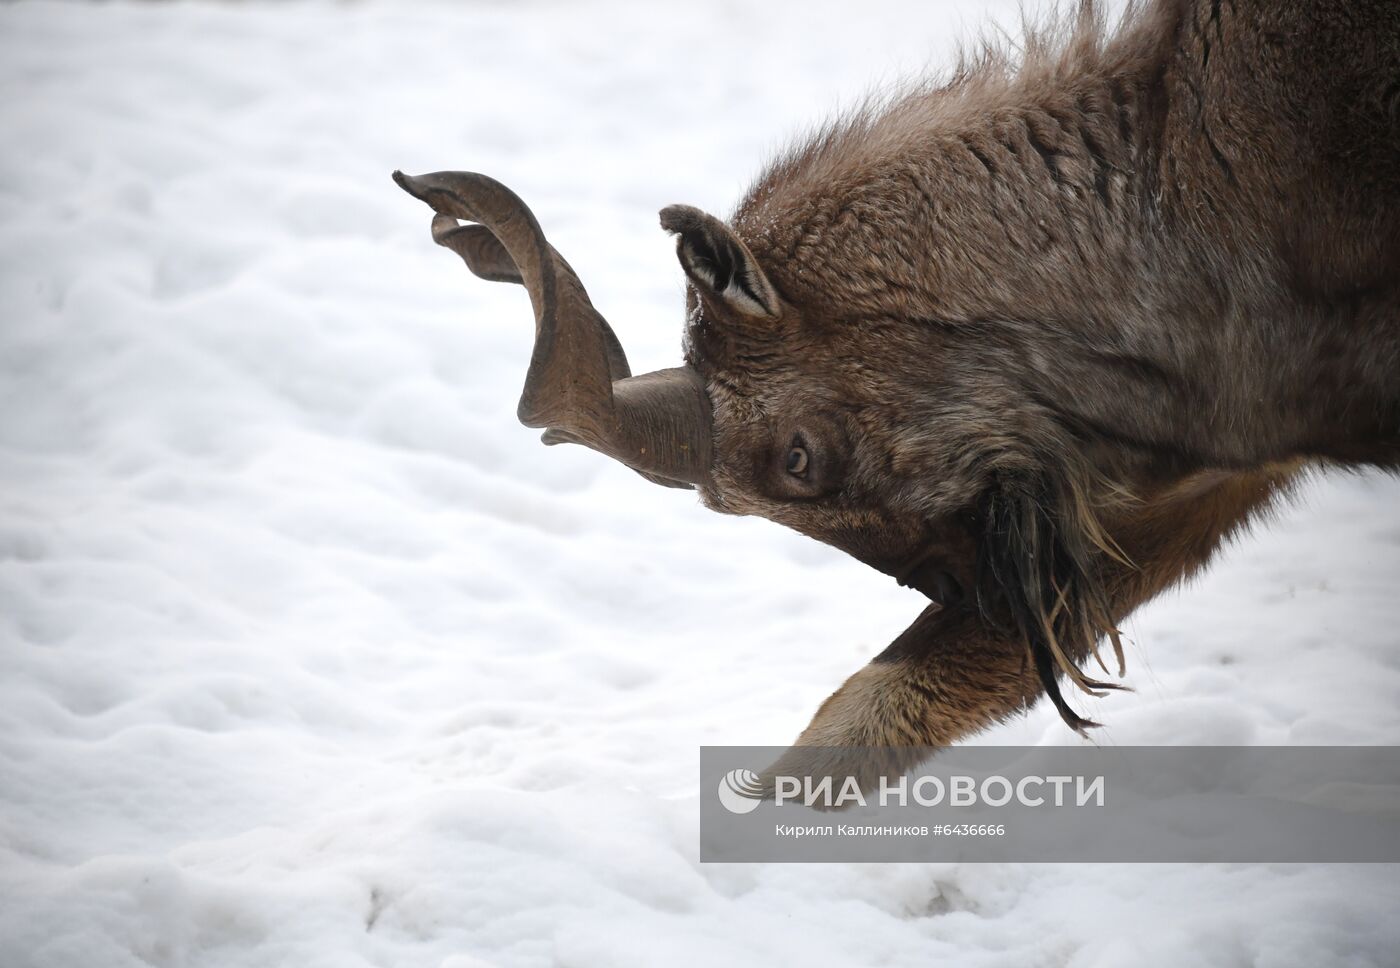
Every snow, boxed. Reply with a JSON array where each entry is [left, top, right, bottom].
[[1, 1, 1398, 966]]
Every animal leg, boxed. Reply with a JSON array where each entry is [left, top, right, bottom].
[[769, 467, 1296, 793]]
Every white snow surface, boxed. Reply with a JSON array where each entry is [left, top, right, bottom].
[[2, 2, 1398, 966]]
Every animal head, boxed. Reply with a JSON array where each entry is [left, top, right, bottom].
[[658, 200, 993, 605], [393, 168, 1134, 735]]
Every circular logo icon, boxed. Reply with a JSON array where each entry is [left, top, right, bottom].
[[717, 768, 766, 814]]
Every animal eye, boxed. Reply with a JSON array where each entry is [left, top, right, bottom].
[[786, 445, 809, 476]]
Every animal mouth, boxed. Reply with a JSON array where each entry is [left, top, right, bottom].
[[894, 551, 966, 609]]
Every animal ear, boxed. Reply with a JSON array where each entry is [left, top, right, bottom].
[[974, 469, 1129, 733], [659, 204, 781, 320]]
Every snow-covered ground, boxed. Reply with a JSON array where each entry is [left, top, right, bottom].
[[2, 2, 1398, 965]]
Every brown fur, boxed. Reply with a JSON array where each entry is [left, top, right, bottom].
[[660, 0, 1399, 759]]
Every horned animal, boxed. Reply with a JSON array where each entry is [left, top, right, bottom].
[[396, 0, 1399, 786]]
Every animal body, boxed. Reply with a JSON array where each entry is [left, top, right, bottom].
[[397, 0, 1400, 785]]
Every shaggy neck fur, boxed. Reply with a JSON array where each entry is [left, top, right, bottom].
[[735, 0, 1400, 482]]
